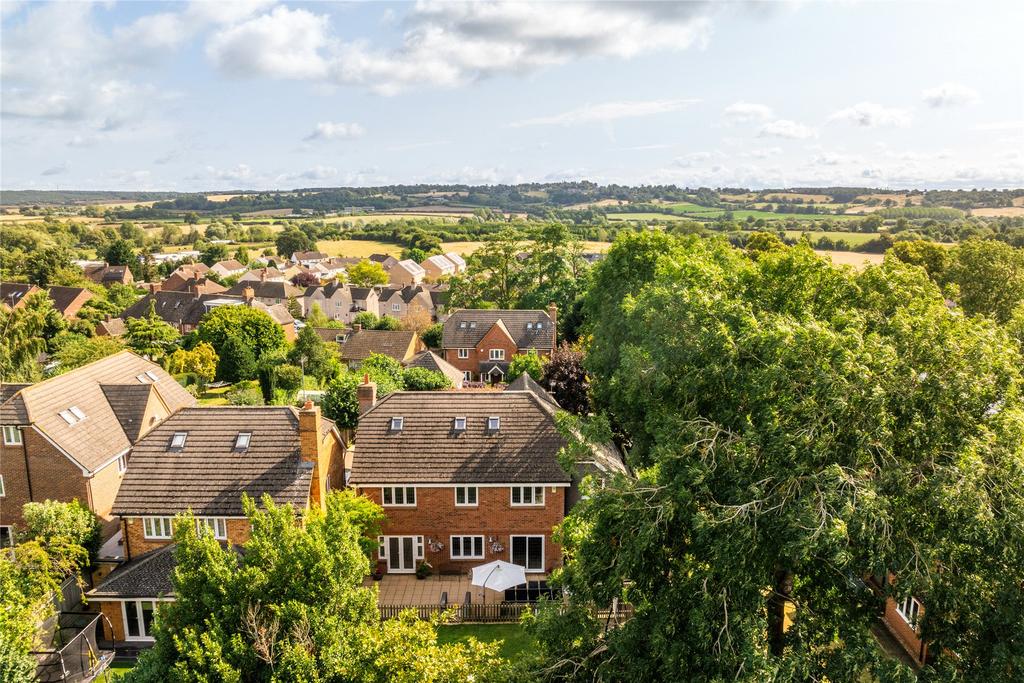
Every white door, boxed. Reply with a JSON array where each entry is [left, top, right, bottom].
[[385, 536, 422, 572]]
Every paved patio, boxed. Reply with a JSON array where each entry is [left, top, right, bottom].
[[369, 574, 539, 606]]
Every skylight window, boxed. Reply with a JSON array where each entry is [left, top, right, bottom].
[[453, 416, 467, 432], [170, 432, 188, 449], [390, 417, 404, 431], [487, 416, 501, 431], [459, 322, 467, 328], [58, 410, 76, 425], [526, 322, 533, 329], [469, 321, 477, 328], [136, 374, 149, 383], [145, 370, 159, 381], [235, 432, 251, 450], [69, 406, 85, 420]]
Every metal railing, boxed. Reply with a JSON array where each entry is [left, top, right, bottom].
[[32, 612, 114, 683]]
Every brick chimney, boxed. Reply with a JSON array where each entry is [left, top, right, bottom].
[[357, 374, 377, 415], [243, 286, 255, 302], [547, 302, 557, 348], [298, 399, 327, 510], [353, 323, 362, 333]]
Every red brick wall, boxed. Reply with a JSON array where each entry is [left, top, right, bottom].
[[0, 427, 89, 531], [124, 516, 252, 559], [357, 485, 565, 574], [442, 324, 551, 381], [881, 596, 927, 665]]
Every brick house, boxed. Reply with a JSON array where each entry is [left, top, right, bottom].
[[388, 259, 425, 286], [84, 264, 134, 287], [209, 259, 247, 278], [349, 382, 625, 577], [420, 254, 455, 281], [868, 573, 929, 666], [88, 402, 346, 644], [46, 286, 95, 319], [441, 306, 557, 383], [378, 285, 437, 328], [225, 281, 304, 310], [303, 282, 381, 323], [338, 327, 424, 367], [239, 267, 287, 283], [122, 289, 296, 340], [0, 352, 196, 545], [0, 282, 41, 309], [291, 250, 329, 267]]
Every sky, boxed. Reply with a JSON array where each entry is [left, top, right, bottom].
[[1, 0, 1022, 192]]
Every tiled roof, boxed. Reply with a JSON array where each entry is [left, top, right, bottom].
[[312, 326, 352, 343], [407, 351, 464, 388], [213, 259, 246, 271], [379, 285, 434, 306], [443, 252, 466, 269], [226, 281, 303, 299], [241, 267, 286, 281], [339, 329, 418, 362], [89, 544, 177, 599], [368, 254, 398, 269], [506, 373, 558, 408], [113, 406, 321, 516], [423, 254, 455, 272], [0, 384, 32, 424], [350, 391, 570, 485], [0, 352, 195, 471], [394, 259, 425, 276], [442, 309, 555, 350], [100, 384, 156, 443], [0, 282, 38, 307], [95, 317, 127, 336], [46, 286, 93, 316]]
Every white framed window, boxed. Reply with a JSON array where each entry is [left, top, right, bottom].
[[489, 349, 505, 360], [462, 371, 472, 381], [455, 485, 477, 506], [487, 416, 501, 431], [69, 406, 86, 420], [526, 322, 533, 329], [382, 486, 416, 506], [117, 455, 127, 474], [196, 517, 228, 540], [390, 417, 404, 431], [511, 486, 544, 506], [392, 303, 401, 312], [142, 517, 173, 539], [510, 535, 544, 573], [122, 599, 171, 641], [234, 432, 251, 450], [170, 432, 187, 449], [0, 526, 13, 548], [2, 426, 22, 445], [469, 322, 476, 329], [451, 535, 484, 559], [897, 596, 922, 628], [453, 416, 467, 432], [458, 348, 469, 359], [58, 409, 84, 425], [0, 475, 5, 497]]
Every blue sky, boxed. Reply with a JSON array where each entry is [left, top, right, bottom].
[[2, 0, 1022, 191]]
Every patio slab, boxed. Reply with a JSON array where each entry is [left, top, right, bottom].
[[370, 573, 543, 606]]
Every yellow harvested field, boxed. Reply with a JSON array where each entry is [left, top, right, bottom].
[[565, 199, 630, 210], [317, 240, 404, 258], [0, 214, 46, 222], [94, 200, 157, 208], [1014, 197, 1024, 207], [320, 213, 465, 226], [815, 250, 884, 268], [971, 207, 1024, 217], [206, 194, 243, 202], [763, 192, 833, 202], [854, 193, 922, 206]]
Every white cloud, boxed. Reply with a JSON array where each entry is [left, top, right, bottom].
[[206, 6, 330, 80], [510, 98, 699, 127], [41, 161, 70, 176], [971, 120, 1024, 132], [758, 119, 817, 139], [673, 151, 717, 168], [723, 101, 773, 123], [739, 147, 782, 159], [207, 164, 254, 181], [285, 165, 339, 181], [828, 102, 912, 128], [922, 82, 980, 108], [304, 121, 366, 141]]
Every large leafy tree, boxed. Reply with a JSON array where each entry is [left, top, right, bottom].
[[127, 492, 506, 682], [52, 334, 125, 373], [274, 228, 314, 258], [347, 259, 389, 287], [541, 342, 590, 415], [124, 301, 180, 362], [287, 324, 340, 385], [0, 291, 54, 381], [195, 305, 286, 363], [533, 234, 1024, 682], [507, 350, 545, 382]]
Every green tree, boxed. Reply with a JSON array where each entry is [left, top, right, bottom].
[[421, 322, 443, 349], [184, 212, 199, 225], [287, 324, 340, 385], [0, 291, 53, 381], [542, 342, 589, 414], [104, 239, 136, 267], [217, 335, 257, 382], [275, 228, 314, 257], [124, 301, 179, 362], [304, 302, 345, 329], [944, 238, 1024, 322], [507, 349, 545, 382], [52, 335, 124, 373], [353, 311, 380, 329], [321, 372, 361, 429], [401, 247, 428, 263], [358, 353, 404, 396], [285, 295, 302, 319], [402, 367, 452, 391], [21, 500, 102, 568], [347, 259, 389, 287], [25, 245, 76, 287], [467, 229, 527, 308], [196, 305, 286, 364], [275, 364, 303, 392], [199, 243, 229, 266], [374, 314, 401, 331], [166, 342, 219, 387]]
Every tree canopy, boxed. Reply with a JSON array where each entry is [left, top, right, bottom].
[[347, 259, 389, 287]]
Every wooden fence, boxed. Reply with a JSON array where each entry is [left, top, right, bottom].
[[379, 602, 634, 624]]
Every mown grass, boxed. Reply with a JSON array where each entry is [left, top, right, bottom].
[[436, 623, 537, 660], [197, 385, 232, 406]]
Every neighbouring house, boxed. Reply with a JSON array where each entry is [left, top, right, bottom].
[[378, 285, 436, 328], [95, 316, 127, 337], [0, 352, 196, 545], [420, 254, 455, 281], [239, 267, 287, 283], [84, 264, 134, 287], [168, 263, 210, 279], [368, 253, 399, 271], [405, 350, 464, 389], [151, 251, 200, 264], [868, 573, 929, 667], [303, 282, 380, 324], [121, 289, 296, 340], [225, 281, 304, 310], [312, 326, 353, 345], [88, 402, 347, 645], [46, 286, 94, 319], [209, 259, 247, 278], [441, 305, 557, 383], [388, 259, 425, 286], [338, 327, 424, 367], [443, 252, 467, 273], [0, 282, 41, 309], [160, 272, 227, 295], [349, 381, 625, 576], [320, 257, 361, 281], [291, 250, 330, 267]]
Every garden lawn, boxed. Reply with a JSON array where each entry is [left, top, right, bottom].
[[198, 385, 232, 406], [436, 623, 536, 660]]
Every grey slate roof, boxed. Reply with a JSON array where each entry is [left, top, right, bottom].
[[349, 391, 570, 485], [89, 544, 177, 598], [442, 309, 555, 350], [506, 373, 559, 408], [406, 351, 464, 388], [46, 286, 92, 316], [0, 282, 37, 307], [0, 383, 32, 424], [113, 406, 320, 516], [121, 291, 200, 326]]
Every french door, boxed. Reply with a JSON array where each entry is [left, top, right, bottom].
[[383, 535, 423, 573], [510, 535, 544, 573]]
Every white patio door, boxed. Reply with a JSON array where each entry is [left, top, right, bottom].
[[385, 535, 422, 572]]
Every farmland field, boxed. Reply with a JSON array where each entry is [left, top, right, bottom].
[[783, 230, 877, 246], [440, 240, 612, 256], [319, 213, 465, 226], [317, 239, 404, 257], [815, 250, 884, 268]]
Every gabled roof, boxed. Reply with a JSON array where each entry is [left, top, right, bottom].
[[100, 383, 156, 443], [226, 281, 303, 299], [0, 383, 32, 423], [240, 267, 286, 281], [0, 352, 195, 472], [407, 350, 464, 388], [89, 544, 177, 599], [379, 285, 434, 306], [122, 291, 201, 326], [350, 391, 571, 485], [394, 259, 425, 276], [95, 317, 127, 336], [312, 326, 352, 343], [305, 281, 353, 301], [442, 309, 555, 350], [443, 252, 467, 269], [46, 286, 93, 316], [212, 259, 246, 272], [161, 273, 227, 294], [339, 329, 419, 362], [113, 406, 327, 516], [423, 254, 455, 272], [506, 373, 558, 408], [0, 282, 39, 308], [368, 254, 399, 269]]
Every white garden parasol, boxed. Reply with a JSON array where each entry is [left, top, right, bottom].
[[471, 560, 527, 603]]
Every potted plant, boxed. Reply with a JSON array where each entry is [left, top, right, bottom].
[[416, 561, 433, 580], [372, 563, 385, 581]]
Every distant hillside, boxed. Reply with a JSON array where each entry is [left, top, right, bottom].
[[1, 190, 182, 205]]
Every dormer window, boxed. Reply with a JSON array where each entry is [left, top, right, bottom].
[[453, 416, 467, 432], [390, 417, 404, 431], [487, 416, 500, 431], [170, 432, 188, 449], [234, 432, 251, 450]]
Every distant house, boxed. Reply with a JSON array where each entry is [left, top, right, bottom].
[[160, 272, 227, 295], [209, 259, 247, 278], [47, 286, 94, 319], [441, 306, 557, 383], [0, 352, 196, 543], [84, 264, 134, 287], [318, 257, 359, 281], [368, 253, 399, 271], [388, 259, 425, 286], [122, 289, 296, 340], [225, 281, 303, 310], [95, 316, 127, 337], [338, 327, 424, 367], [378, 285, 436, 327], [420, 254, 456, 281], [303, 282, 380, 324], [151, 251, 200, 264], [168, 263, 210, 279], [239, 267, 287, 283], [291, 250, 330, 267], [443, 252, 467, 273], [0, 282, 41, 309], [312, 326, 353, 345], [89, 402, 346, 645], [406, 350, 464, 389]]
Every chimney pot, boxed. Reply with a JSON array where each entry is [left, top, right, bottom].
[[303, 399, 314, 410], [357, 379, 377, 415]]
